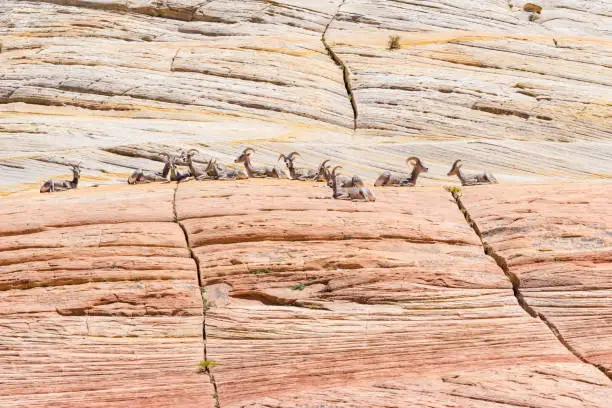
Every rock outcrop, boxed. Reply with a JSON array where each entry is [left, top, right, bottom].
[[460, 183, 612, 379], [1, 180, 611, 406], [1, 0, 612, 405], [0, 185, 215, 407], [1, 0, 611, 193]]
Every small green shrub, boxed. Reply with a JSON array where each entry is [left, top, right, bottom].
[[291, 283, 306, 291], [198, 360, 218, 373], [249, 269, 272, 275], [388, 35, 401, 50], [444, 186, 462, 195]]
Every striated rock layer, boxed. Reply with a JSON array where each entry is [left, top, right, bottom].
[[460, 183, 612, 378], [176, 180, 612, 407], [0, 185, 215, 407], [1, 0, 611, 193], [1, 0, 612, 404], [1, 180, 611, 406]]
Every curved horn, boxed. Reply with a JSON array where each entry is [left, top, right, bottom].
[[331, 166, 343, 178], [242, 147, 255, 154], [278, 153, 286, 162], [406, 156, 421, 165], [288, 152, 300, 159], [187, 149, 199, 155], [451, 159, 463, 169], [319, 159, 331, 168]]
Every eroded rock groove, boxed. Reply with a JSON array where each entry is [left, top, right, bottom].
[[447, 188, 612, 383], [322, 0, 357, 130], [173, 183, 222, 407]]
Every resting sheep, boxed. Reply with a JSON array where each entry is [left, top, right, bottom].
[[447, 160, 498, 186], [375, 157, 428, 187], [234, 148, 289, 179], [318, 160, 364, 188], [206, 158, 248, 180], [278, 152, 320, 181], [40, 163, 81, 193], [328, 166, 375, 202]]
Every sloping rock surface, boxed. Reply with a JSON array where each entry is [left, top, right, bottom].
[[176, 180, 612, 407], [460, 183, 612, 378], [1, 0, 612, 405], [0, 185, 215, 407], [1, 0, 611, 193], [1, 181, 612, 406]]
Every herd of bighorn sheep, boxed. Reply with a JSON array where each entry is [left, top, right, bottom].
[[40, 148, 498, 199]]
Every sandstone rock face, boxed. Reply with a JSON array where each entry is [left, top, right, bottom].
[[460, 183, 612, 378], [2, 181, 612, 406], [1, 0, 612, 405], [327, 0, 612, 141], [0, 185, 215, 407], [1, 0, 611, 193], [175, 180, 612, 407]]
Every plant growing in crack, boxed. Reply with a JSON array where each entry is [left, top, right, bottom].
[[292, 283, 306, 291], [444, 185, 462, 197], [388, 35, 401, 50], [201, 288, 210, 312], [249, 269, 272, 275], [197, 360, 218, 373]]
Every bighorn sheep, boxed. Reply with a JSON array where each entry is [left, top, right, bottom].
[[278, 152, 320, 181], [234, 148, 289, 179], [183, 149, 211, 180], [207, 158, 248, 180], [128, 151, 189, 184], [447, 160, 498, 186], [166, 153, 192, 182], [374, 157, 429, 187], [319, 162, 364, 188], [314, 159, 332, 182], [183, 149, 248, 181], [315, 159, 363, 187], [329, 166, 375, 202], [40, 163, 81, 193], [128, 152, 172, 184]]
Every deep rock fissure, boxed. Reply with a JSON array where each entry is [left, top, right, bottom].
[[172, 184, 222, 407], [447, 188, 612, 383], [321, 0, 357, 130]]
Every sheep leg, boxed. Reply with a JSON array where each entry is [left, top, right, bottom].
[[333, 191, 350, 200]]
